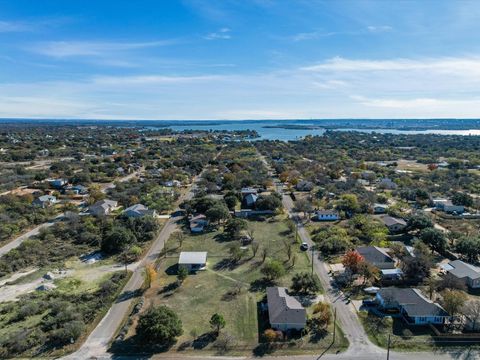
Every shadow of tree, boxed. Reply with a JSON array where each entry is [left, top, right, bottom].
[[250, 278, 274, 292]]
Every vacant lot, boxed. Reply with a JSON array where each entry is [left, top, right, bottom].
[[118, 216, 345, 355]]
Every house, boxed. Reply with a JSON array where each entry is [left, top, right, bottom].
[[123, 204, 156, 218], [32, 195, 57, 208], [240, 187, 258, 197], [295, 180, 314, 192], [234, 209, 274, 218], [164, 180, 181, 187], [433, 199, 464, 214], [48, 178, 67, 189], [441, 260, 480, 289], [381, 215, 407, 233], [244, 193, 258, 208], [64, 184, 88, 195], [378, 178, 397, 190], [88, 199, 119, 217], [189, 214, 208, 233], [178, 251, 207, 271], [373, 203, 389, 214], [375, 287, 449, 325], [266, 287, 307, 331], [357, 246, 396, 270], [314, 210, 340, 221], [380, 268, 404, 281]]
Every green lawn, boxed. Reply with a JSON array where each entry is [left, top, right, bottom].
[[119, 216, 345, 355]]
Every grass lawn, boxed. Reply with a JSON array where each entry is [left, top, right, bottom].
[[117, 216, 348, 355]]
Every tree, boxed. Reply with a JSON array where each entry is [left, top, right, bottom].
[[263, 328, 280, 343], [358, 261, 379, 285], [229, 243, 244, 264], [419, 228, 447, 254], [145, 264, 157, 289], [310, 302, 331, 332], [406, 213, 433, 232], [452, 192, 474, 207], [261, 260, 285, 281], [283, 238, 293, 261], [251, 241, 260, 257], [177, 265, 188, 283], [342, 250, 364, 274], [293, 199, 313, 218], [291, 272, 320, 294], [224, 195, 238, 210], [137, 306, 183, 343], [205, 203, 230, 225], [336, 194, 360, 215], [313, 225, 353, 255], [463, 300, 480, 331], [210, 313, 226, 334], [456, 236, 480, 263], [255, 194, 282, 211], [172, 231, 185, 248], [101, 226, 136, 254], [442, 290, 468, 319], [261, 248, 269, 263], [224, 218, 247, 239], [401, 255, 431, 284]]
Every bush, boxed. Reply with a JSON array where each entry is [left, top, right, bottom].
[[137, 306, 183, 344]]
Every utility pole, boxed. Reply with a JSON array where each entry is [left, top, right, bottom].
[[333, 308, 337, 344], [386, 333, 391, 360], [311, 246, 315, 275]]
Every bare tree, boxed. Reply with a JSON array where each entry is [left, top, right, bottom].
[[261, 248, 269, 263], [251, 241, 260, 257], [172, 231, 185, 248], [283, 238, 293, 261], [463, 300, 480, 331]]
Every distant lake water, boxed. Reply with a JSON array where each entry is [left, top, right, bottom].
[[166, 122, 480, 141]]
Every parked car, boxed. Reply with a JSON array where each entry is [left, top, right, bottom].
[[300, 242, 309, 251]]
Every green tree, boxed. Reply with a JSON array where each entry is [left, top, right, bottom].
[[210, 313, 226, 334], [205, 204, 231, 225], [419, 228, 447, 254], [101, 226, 136, 254], [224, 218, 247, 239], [407, 213, 433, 232], [137, 306, 183, 344], [336, 194, 360, 215], [456, 236, 480, 263], [177, 265, 188, 283], [261, 259, 285, 281], [291, 272, 320, 294]]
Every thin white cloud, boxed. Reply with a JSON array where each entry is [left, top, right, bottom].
[[29, 39, 175, 58], [203, 27, 231, 40], [290, 30, 338, 42], [0, 20, 31, 32], [366, 25, 393, 33], [93, 74, 222, 85]]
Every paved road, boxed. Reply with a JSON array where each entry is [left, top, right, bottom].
[[0, 213, 64, 258], [64, 173, 202, 360]]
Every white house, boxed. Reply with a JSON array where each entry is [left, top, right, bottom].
[[178, 251, 207, 272], [32, 195, 57, 208], [373, 203, 389, 214], [376, 287, 449, 325], [314, 210, 340, 221], [266, 287, 307, 331]]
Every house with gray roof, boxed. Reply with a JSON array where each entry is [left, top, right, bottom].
[[32, 195, 57, 208], [266, 287, 307, 331], [243, 193, 258, 208], [376, 287, 449, 325], [123, 204, 156, 218], [314, 210, 340, 221], [442, 260, 480, 289], [381, 215, 407, 233], [88, 199, 119, 217], [357, 246, 396, 270]]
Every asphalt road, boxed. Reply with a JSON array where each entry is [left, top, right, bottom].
[[64, 174, 201, 360], [0, 213, 64, 258]]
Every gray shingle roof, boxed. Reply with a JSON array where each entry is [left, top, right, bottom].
[[357, 246, 395, 269], [378, 287, 448, 317], [447, 260, 480, 280], [266, 287, 306, 326], [382, 216, 407, 227]]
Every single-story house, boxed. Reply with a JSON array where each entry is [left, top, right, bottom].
[[441, 260, 480, 289], [378, 178, 397, 190], [48, 178, 67, 189], [295, 180, 314, 192], [88, 199, 119, 217], [189, 214, 208, 233], [32, 195, 57, 208], [373, 203, 389, 214], [376, 287, 449, 325], [123, 204, 156, 218], [433, 199, 464, 214], [381, 215, 407, 233], [164, 180, 181, 187], [266, 287, 307, 331], [380, 268, 404, 281], [357, 246, 396, 270], [314, 210, 340, 221], [244, 193, 258, 208], [234, 209, 274, 218], [178, 251, 207, 271]]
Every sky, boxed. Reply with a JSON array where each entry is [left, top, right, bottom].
[[2, 0, 480, 120]]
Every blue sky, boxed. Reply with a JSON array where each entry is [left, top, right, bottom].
[[2, 0, 480, 119]]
